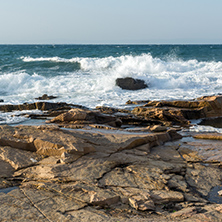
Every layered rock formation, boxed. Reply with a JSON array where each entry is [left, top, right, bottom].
[[130, 95, 222, 126], [1, 95, 222, 221]]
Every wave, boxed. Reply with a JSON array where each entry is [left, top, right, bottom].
[[20, 53, 222, 75], [2, 53, 220, 108]]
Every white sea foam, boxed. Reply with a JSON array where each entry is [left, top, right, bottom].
[[21, 56, 70, 63], [2, 53, 221, 109], [1, 53, 222, 125], [0, 110, 43, 125], [188, 125, 222, 134]]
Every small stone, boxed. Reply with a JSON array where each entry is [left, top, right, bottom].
[[129, 195, 155, 211], [218, 190, 222, 196], [171, 207, 197, 218], [149, 125, 167, 132], [35, 94, 57, 100]]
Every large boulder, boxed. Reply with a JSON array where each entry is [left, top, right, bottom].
[[116, 77, 148, 90]]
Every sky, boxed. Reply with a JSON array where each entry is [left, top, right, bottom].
[[0, 0, 222, 44]]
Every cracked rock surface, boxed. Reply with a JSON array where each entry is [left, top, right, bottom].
[[0, 125, 222, 221], [1, 96, 222, 221]]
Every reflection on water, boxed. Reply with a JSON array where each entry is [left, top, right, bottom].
[[208, 186, 222, 204], [0, 187, 18, 194]]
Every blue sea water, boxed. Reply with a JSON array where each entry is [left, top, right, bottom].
[[0, 44, 222, 112]]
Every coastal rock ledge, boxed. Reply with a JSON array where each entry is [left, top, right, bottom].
[[1, 95, 222, 221]]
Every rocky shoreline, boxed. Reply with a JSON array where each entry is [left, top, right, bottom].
[[1, 95, 222, 221]]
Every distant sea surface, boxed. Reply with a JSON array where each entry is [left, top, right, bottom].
[[1, 44, 222, 109]]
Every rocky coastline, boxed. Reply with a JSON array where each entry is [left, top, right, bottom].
[[1, 95, 222, 221]]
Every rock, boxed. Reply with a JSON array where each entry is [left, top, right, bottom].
[[179, 136, 222, 163], [116, 77, 148, 90], [171, 206, 197, 218], [0, 125, 95, 156], [35, 94, 57, 100], [149, 125, 168, 132], [0, 189, 51, 221], [60, 152, 81, 164], [169, 203, 222, 221], [167, 175, 188, 192], [0, 99, 4, 103], [130, 95, 222, 126], [185, 163, 222, 197], [150, 190, 184, 204], [126, 100, 150, 105], [0, 159, 14, 178], [0, 146, 40, 170], [132, 107, 190, 126], [193, 133, 222, 140], [89, 191, 120, 207], [0, 125, 36, 152], [48, 108, 122, 127], [0, 102, 75, 112], [199, 117, 222, 128], [218, 190, 222, 196], [129, 195, 155, 211], [1, 95, 222, 221]]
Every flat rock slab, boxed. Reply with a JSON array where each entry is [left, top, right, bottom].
[[0, 125, 177, 158], [0, 186, 85, 222], [0, 159, 14, 178], [179, 136, 222, 163], [0, 146, 41, 170], [193, 133, 222, 140]]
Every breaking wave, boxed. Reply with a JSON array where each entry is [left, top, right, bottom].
[[0, 53, 220, 108]]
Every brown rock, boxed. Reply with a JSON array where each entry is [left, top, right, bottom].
[[150, 190, 184, 204], [0, 125, 95, 156], [0, 125, 36, 152], [0, 146, 40, 170], [0, 101, 75, 112], [185, 163, 222, 197], [179, 136, 222, 163], [0, 159, 14, 178], [126, 100, 150, 105], [132, 107, 190, 125], [193, 133, 222, 140], [130, 95, 222, 127], [35, 94, 57, 100], [129, 195, 155, 211], [89, 191, 120, 207], [48, 108, 122, 127], [149, 125, 168, 132], [171, 206, 197, 218]]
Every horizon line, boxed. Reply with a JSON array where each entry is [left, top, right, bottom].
[[0, 43, 222, 45]]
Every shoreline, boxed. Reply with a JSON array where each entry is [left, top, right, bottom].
[[0, 95, 222, 221]]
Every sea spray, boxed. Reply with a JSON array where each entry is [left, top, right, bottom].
[[0, 44, 222, 109]]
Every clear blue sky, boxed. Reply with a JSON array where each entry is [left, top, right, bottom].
[[0, 0, 221, 44]]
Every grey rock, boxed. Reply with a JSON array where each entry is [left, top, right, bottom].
[[116, 77, 148, 90]]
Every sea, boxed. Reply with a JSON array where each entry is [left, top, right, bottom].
[[1, 44, 222, 128]]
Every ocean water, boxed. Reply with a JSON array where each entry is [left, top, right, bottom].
[[1, 44, 222, 125]]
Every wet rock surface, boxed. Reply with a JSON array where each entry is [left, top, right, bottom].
[[1, 95, 222, 221], [116, 77, 148, 90], [35, 94, 58, 100]]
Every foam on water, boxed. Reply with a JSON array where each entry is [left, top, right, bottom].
[[0, 110, 43, 125], [5, 54, 220, 107], [189, 125, 222, 134], [1, 51, 222, 125]]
